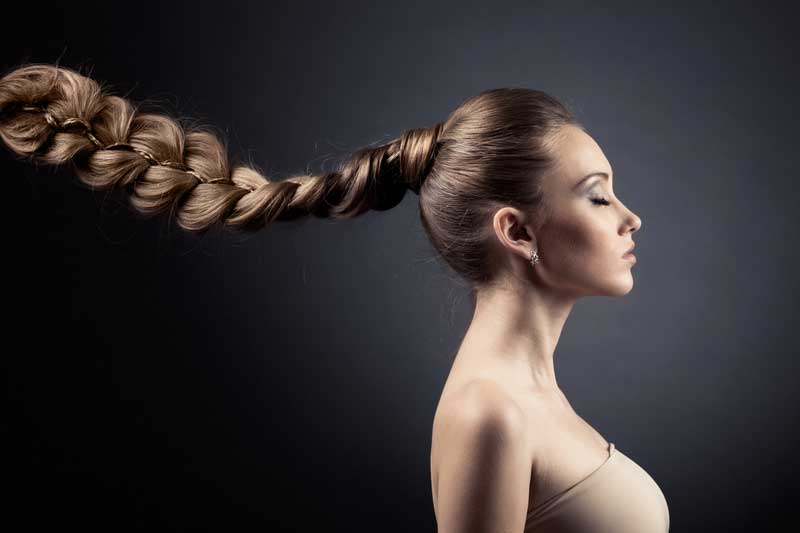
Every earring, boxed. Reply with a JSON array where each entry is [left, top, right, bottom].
[[530, 248, 540, 266]]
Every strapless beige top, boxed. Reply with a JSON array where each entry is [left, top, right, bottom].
[[524, 442, 670, 532]]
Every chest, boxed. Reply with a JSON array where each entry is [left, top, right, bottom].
[[524, 407, 612, 512], [430, 391, 612, 517]]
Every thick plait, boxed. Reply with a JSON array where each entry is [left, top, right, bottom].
[[416, 87, 583, 291], [0, 63, 581, 288], [0, 62, 441, 235]]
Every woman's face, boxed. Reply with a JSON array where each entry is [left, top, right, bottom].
[[533, 124, 642, 297]]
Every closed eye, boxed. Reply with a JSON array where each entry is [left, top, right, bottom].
[[590, 196, 611, 206]]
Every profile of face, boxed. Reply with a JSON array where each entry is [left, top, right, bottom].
[[526, 124, 642, 298]]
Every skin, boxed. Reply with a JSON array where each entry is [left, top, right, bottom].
[[431, 124, 642, 532]]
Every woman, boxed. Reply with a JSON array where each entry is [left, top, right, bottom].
[[0, 63, 668, 532]]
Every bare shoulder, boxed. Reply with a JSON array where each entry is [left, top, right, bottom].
[[436, 378, 527, 431], [430, 379, 533, 530], [431, 378, 530, 481]]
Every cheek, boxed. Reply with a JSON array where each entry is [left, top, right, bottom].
[[539, 214, 615, 280], [541, 216, 599, 265]]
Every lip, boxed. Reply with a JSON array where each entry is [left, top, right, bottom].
[[622, 252, 637, 263], [622, 242, 636, 257]]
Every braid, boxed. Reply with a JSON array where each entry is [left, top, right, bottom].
[[16, 104, 229, 185], [0, 63, 434, 235], [1, 64, 587, 290], [388, 121, 443, 194]]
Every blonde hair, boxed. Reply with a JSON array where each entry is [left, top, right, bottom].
[[0, 62, 580, 291]]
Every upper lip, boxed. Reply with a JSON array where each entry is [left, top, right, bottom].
[[623, 242, 636, 256]]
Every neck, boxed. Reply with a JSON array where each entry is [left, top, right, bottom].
[[453, 280, 577, 394]]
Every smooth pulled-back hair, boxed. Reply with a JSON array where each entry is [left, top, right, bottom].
[[0, 62, 581, 291]]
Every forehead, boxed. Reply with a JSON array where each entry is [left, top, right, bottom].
[[546, 125, 612, 187]]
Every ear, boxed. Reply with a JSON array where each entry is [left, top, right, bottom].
[[491, 207, 537, 263]]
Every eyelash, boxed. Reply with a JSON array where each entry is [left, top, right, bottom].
[[590, 196, 611, 206]]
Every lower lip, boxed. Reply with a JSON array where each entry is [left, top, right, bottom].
[[623, 252, 637, 263]]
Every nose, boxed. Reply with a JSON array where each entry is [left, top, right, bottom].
[[621, 205, 642, 234]]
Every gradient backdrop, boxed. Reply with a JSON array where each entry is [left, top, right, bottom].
[[2, 1, 798, 531]]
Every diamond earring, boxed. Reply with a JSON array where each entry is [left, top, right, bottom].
[[530, 249, 540, 266]]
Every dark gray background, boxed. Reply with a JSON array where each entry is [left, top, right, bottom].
[[2, 1, 797, 531]]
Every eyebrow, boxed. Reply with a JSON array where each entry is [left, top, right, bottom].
[[573, 172, 611, 190]]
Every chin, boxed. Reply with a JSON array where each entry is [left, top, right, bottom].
[[611, 275, 635, 296], [564, 269, 635, 298], [593, 274, 635, 297]]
